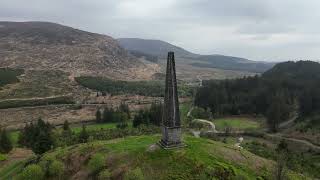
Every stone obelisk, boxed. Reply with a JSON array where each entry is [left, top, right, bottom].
[[159, 52, 184, 149]]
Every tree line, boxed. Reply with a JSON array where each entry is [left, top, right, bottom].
[[75, 76, 194, 97], [0, 102, 163, 155], [195, 61, 320, 132], [95, 103, 131, 128], [133, 102, 163, 127]]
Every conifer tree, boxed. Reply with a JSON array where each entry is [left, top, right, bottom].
[[0, 128, 13, 153], [96, 109, 102, 123], [266, 92, 290, 132], [119, 102, 130, 119], [63, 120, 71, 132], [103, 107, 114, 123], [18, 119, 53, 154], [149, 102, 163, 126], [32, 130, 53, 154], [133, 110, 144, 128], [78, 125, 89, 143], [116, 112, 128, 129]]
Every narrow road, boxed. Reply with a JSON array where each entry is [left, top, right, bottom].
[[192, 119, 218, 133], [278, 112, 298, 129]]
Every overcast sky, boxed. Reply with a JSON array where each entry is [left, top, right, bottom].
[[1, 0, 320, 61]]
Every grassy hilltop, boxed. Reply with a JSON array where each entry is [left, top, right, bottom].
[[0, 135, 306, 180]]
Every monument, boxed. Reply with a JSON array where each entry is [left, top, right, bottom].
[[159, 52, 184, 149]]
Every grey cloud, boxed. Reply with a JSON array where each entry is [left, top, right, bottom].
[[0, 0, 320, 61]]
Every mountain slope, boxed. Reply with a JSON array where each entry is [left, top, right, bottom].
[[262, 60, 320, 80], [0, 22, 155, 80], [117, 38, 274, 73], [192, 55, 274, 73], [118, 38, 198, 58]]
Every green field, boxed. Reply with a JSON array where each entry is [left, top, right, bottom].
[[1, 135, 306, 179], [213, 117, 261, 131]]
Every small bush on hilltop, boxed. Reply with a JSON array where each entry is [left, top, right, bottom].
[[39, 156, 64, 179], [124, 168, 144, 180], [0, 153, 7, 161], [48, 160, 64, 178], [88, 153, 106, 174], [98, 169, 112, 179], [17, 164, 45, 180]]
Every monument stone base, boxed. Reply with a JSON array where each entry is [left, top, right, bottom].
[[158, 126, 185, 149]]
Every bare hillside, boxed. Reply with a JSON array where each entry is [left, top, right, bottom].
[[0, 21, 158, 80]]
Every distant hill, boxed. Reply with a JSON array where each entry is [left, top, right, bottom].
[[118, 38, 274, 73], [192, 55, 274, 73], [117, 38, 198, 58], [262, 61, 320, 81], [196, 60, 320, 133], [0, 22, 155, 80]]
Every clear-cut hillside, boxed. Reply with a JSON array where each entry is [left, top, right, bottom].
[[0, 22, 157, 80]]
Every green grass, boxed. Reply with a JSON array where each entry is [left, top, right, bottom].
[[0, 154, 7, 161], [242, 138, 320, 179], [2, 135, 309, 179], [214, 117, 261, 131], [0, 159, 31, 179], [9, 131, 20, 146], [64, 136, 271, 179], [179, 102, 192, 125]]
